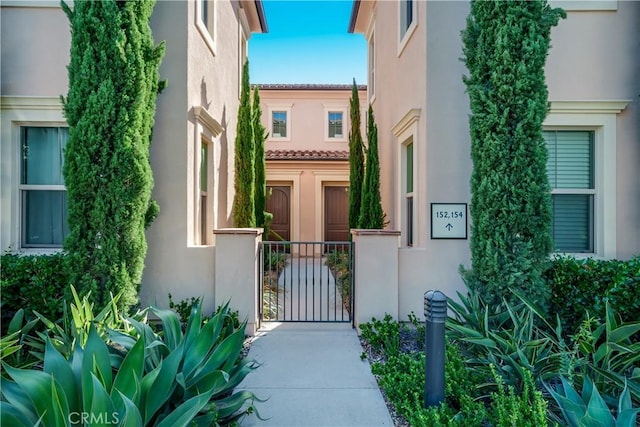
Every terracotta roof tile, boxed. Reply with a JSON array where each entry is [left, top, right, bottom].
[[266, 149, 349, 161], [255, 83, 366, 91]]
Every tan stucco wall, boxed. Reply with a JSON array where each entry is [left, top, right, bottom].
[[546, 2, 640, 259], [141, 0, 248, 314], [260, 87, 363, 244], [356, 0, 639, 320], [0, 1, 256, 316], [0, 5, 70, 97], [266, 160, 349, 243]]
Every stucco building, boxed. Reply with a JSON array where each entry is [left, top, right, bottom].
[[0, 0, 267, 314], [349, 0, 639, 318], [257, 84, 367, 244]]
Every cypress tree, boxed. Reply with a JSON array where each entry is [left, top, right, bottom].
[[232, 60, 256, 227], [61, 0, 165, 310], [348, 79, 365, 231], [358, 105, 384, 229], [461, 0, 564, 307], [252, 86, 267, 228]]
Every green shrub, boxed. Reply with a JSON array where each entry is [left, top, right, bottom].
[[545, 256, 640, 336], [490, 367, 548, 427], [324, 249, 352, 311], [2, 294, 261, 426], [0, 253, 69, 334]]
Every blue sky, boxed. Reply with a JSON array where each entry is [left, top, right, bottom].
[[249, 0, 367, 85]]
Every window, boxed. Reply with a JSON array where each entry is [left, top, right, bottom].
[[328, 112, 343, 138], [368, 32, 375, 100], [545, 130, 595, 253], [20, 126, 69, 247], [398, 0, 417, 55], [200, 0, 214, 34], [196, 0, 216, 55], [406, 142, 414, 247], [400, 0, 414, 37], [199, 140, 210, 244], [272, 111, 287, 138]]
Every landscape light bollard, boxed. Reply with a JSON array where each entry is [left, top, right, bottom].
[[424, 290, 447, 408]]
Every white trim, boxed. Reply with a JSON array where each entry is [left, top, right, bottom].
[[397, 0, 418, 57], [195, 0, 217, 56], [313, 171, 350, 242], [366, 15, 376, 102], [193, 106, 224, 136], [393, 108, 421, 248], [1, 96, 67, 252], [544, 100, 630, 259], [1, 1, 69, 7], [266, 170, 302, 242], [549, 1, 617, 11], [323, 104, 348, 142], [267, 104, 293, 142]]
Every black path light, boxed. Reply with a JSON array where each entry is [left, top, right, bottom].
[[424, 290, 447, 407]]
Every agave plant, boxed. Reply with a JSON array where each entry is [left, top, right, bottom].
[[446, 288, 574, 392], [108, 300, 263, 425], [545, 376, 640, 427], [0, 309, 40, 372], [1, 326, 219, 426], [2, 286, 262, 426]]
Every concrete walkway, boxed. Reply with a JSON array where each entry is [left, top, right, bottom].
[[237, 323, 394, 427]]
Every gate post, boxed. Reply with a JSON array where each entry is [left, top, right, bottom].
[[350, 229, 401, 328], [214, 228, 263, 335]]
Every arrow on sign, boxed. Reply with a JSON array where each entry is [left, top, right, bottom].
[[445, 223, 453, 231]]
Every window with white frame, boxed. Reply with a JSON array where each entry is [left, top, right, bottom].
[[543, 100, 628, 258], [328, 111, 343, 139], [272, 111, 287, 138], [20, 126, 69, 248], [196, 0, 216, 54], [405, 141, 414, 247], [368, 32, 375, 100], [198, 138, 213, 245], [400, 0, 414, 38], [323, 105, 348, 141], [545, 130, 594, 253]]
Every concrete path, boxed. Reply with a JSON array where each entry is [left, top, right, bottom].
[[237, 323, 394, 427], [274, 258, 349, 322]]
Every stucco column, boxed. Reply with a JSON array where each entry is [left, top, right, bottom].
[[351, 229, 401, 328], [214, 228, 263, 335]]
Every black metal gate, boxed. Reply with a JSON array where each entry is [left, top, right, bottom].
[[259, 241, 354, 324]]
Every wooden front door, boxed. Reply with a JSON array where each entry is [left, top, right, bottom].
[[266, 185, 291, 241], [324, 186, 349, 242]]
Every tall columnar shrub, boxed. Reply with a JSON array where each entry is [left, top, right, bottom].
[[461, 0, 564, 307], [358, 105, 384, 229], [232, 60, 256, 227], [348, 79, 365, 231], [253, 86, 268, 228], [61, 0, 165, 310]]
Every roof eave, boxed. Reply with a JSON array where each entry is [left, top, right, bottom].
[[347, 0, 361, 33]]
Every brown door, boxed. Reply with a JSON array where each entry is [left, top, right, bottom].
[[266, 186, 291, 241], [324, 186, 349, 242]]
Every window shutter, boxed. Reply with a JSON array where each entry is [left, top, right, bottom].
[[545, 131, 593, 189], [552, 194, 593, 252]]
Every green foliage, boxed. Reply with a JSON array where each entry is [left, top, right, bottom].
[[253, 86, 268, 229], [1, 296, 261, 426], [545, 376, 639, 427], [360, 313, 400, 357], [447, 288, 573, 393], [545, 256, 640, 336], [168, 294, 240, 332], [348, 79, 365, 231], [461, 0, 565, 308], [358, 104, 385, 229], [324, 249, 353, 313], [61, 0, 166, 310], [0, 253, 68, 333], [232, 60, 256, 227], [490, 366, 549, 427], [0, 309, 40, 372]]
